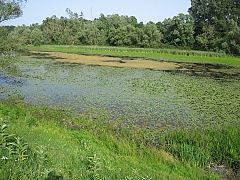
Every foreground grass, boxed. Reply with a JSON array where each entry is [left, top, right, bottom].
[[24, 45, 240, 66], [0, 99, 221, 179]]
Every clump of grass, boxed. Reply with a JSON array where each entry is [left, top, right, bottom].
[[109, 121, 240, 174], [162, 125, 240, 171]]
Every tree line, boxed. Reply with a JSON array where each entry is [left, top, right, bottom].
[[1, 0, 240, 55]]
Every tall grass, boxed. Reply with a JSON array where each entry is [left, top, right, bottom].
[[0, 99, 220, 179], [35, 45, 228, 58], [111, 123, 240, 173], [163, 125, 240, 169]]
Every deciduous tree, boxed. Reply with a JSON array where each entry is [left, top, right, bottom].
[[161, 14, 195, 47], [189, 0, 240, 54], [0, 26, 19, 52], [0, 0, 27, 23]]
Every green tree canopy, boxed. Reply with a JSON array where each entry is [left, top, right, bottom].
[[161, 13, 195, 47], [189, 0, 240, 32], [0, 26, 17, 52], [189, 0, 240, 54], [0, 0, 27, 23]]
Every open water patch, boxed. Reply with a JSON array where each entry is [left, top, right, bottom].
[[0, 70, 24, 99], [0, 71, 21, 86]]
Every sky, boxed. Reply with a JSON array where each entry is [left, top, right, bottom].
[[2, 0, 191, 26]]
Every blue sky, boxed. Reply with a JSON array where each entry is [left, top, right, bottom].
[[2, 0, 191, 26]]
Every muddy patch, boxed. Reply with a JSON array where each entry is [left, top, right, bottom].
[[23, 50, 240, 80], [27, 51, 182, 70]]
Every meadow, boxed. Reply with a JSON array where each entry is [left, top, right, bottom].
[[0, 46, 240, 179]]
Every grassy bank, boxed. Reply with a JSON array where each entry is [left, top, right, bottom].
[[23, 45, 240, 66], [1, 99, 239, 179]]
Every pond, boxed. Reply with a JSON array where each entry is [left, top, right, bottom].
[[1, 56, 240, 130]]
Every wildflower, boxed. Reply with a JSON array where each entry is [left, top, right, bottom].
[[1, 156, 8, 160]]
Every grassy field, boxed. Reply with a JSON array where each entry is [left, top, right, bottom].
[[23, 45, 240, 66]]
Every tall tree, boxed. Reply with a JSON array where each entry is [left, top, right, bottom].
[[0, 0, 26, 53], [142, 22, 163, 48], [195, 24, 217, 51], [189, 0, 240, 54], [0, 0, 27, 23], [161, 13, 195, 47], [0, 26, 19, 52], [189, 0, 240, 30]]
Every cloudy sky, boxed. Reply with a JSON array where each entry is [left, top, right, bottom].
[[2, 0, 191, 26]]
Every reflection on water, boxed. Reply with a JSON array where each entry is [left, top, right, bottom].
[[1, 58, 239, 129]]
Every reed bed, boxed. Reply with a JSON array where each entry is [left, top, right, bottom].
[[59, 45, 228, 58]]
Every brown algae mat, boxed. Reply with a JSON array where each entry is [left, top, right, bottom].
[[28, 51, 182, 70]]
